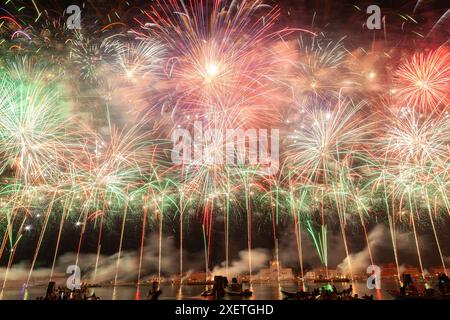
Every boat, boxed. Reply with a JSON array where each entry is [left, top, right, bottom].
[[36, 281, 101, 300], [280, 290, 298, 298], [201, 290, 214, 297], [201, 290, 227, 299], [390, 273, 450, 300], [148, 289, 163, 300], [280, 290, 316, 300], [225, 289, 253, 297]]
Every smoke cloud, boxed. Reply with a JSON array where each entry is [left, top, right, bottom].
[[212, 248, 270, 278]]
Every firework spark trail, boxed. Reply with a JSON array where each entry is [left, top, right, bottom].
[[306, 220, 328, 274], [49, 194, 74, 281], [1, 228, 24, 292], [426, 9, 450, 38], [92, 201, 106, 283], [136, 193, 149, 288], [113, 187, 130, 290], [368, 106, 450, 280], [286, 177, 309, 285], [0, 200, 27, 291], [424, 190, 447, 275], [26, 190, 57, 287]]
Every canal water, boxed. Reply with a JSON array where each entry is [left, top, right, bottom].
[[0, 280, 401, 300]]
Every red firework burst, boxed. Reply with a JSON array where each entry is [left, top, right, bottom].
[[395, 49, 450, 111]]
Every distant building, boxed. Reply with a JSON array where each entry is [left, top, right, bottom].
[[306, 267, 346, 279], [170, 273, 189, 284], [381, 263, 399, 278], [256, 260, 295, 281], [186, 272, 212, 284], [377, 263, 424, 278], [401, 265, 421, 277], [428, 266, 447, 276]]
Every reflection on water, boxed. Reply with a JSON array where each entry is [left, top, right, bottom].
[[0, 280, 400, 300]]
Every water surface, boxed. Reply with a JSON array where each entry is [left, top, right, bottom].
[[0, 280, 400, 300]]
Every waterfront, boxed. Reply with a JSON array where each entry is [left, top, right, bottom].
[[0, 280, 403, 300]]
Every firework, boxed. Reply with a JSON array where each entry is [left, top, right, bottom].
[[0, 59, 70, 185], [69, 31, 117, 82], [0, 0, 448, 298], [285, 98, 373, 184], [137, 0, 289, 128], [395, 49, 450, 111], [105, 37, 166, 79], [276, 35, 348, 108]]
